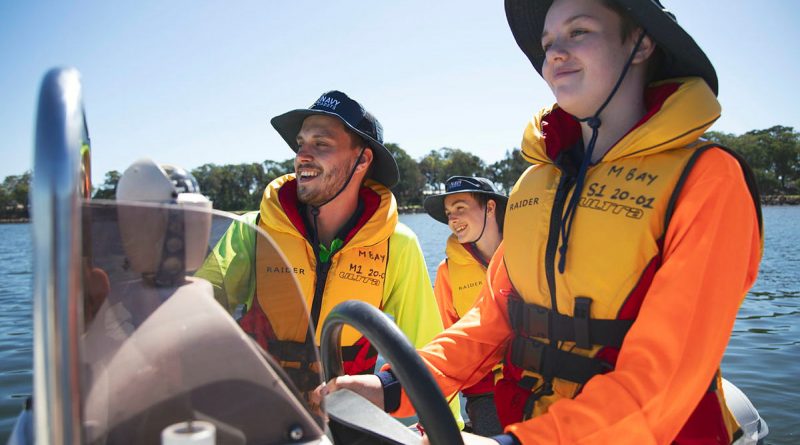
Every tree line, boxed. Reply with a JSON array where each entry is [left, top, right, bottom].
[[2, 125, 799, 219]]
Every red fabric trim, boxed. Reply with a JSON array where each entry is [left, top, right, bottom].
[[276, 178, 381, 245], [493, 372, 528, 427], [463, 242, 490, 268], [239, 295, 277, 352], [342, 336, 378, 375], [642, 83, 680, 124], [614, 82, 681, 145], [618, 239, 664, 320], [277, 179, 308, 239], [541, 107, 581, 161], [593, 239, 665, 368], [345, 186, 381, 245], [461, 372, 496, 396], [540, 82, 682, 160], [673, 391, 731, 444]]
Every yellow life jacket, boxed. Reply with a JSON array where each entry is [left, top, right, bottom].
[[444, 234, 502, 396], [505, 137, 706, 397], [445, 235, 488, 318], [498, 78, 761, 442], [243, 174, 397, 378]]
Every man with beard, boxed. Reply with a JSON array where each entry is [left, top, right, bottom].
[[197, 91, 460, 423]]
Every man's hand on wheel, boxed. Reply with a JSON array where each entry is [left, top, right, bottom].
[[311, 374, 385, 410]]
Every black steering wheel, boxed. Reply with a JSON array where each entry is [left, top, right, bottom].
[[321, 300, 463, 445]]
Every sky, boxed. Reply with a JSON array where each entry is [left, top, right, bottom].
[[1, 1, 799, 186]]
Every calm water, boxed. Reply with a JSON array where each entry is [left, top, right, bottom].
[[1, 208, 798, 443]]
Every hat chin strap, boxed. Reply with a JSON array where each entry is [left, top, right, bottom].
[[557, 32, 647, 274], [468, 204, 489, 246], [308, 146, 367, 250]]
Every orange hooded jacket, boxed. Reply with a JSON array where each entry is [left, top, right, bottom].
[[387, 78, 761, 444]]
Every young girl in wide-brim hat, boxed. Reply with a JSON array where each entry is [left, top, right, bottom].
[[325, 1, 762, 443]]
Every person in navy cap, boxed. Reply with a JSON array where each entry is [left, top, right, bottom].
[[197, 90, 462, 425]]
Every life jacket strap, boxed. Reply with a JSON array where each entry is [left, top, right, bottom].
[[573, 297, 592, 349], [507, 297, 633, 348], [510, 336, 612, 385], [523, 380, 554, 421], [268, 339, 317, 364]]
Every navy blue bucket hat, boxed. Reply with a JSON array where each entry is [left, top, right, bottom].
[[423, 176, 508, 224], [504, 0, 718, 95], [270, 90, 400, 188]]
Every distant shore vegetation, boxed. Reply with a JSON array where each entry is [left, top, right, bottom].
[[2, 125, 799, 220]]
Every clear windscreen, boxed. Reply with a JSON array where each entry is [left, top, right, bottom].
[[79, 200, 325, 445]]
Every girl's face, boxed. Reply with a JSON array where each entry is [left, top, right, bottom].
[[541, 0, 638, 117], [444, 193, 491, 244]]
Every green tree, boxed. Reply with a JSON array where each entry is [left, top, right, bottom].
[[92, 170, 121, 200], [418, 147, 487, 192], [263, 159, 294, 184], [193, 162, 274, 211], [419, 149, 446, 191], [189, 158, 293, 212], [441, 147, 486, 179], [0, 172, 31, 219], [746, 126, 799, 192], [386, 143, 425, 207], [0, 185, 9, 217], [706, 126, 800, 195], [488, 148, 530, 194]]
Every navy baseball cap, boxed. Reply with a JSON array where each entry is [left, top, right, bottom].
[[423, 176, 508, 224], [270, 90, 400, 188]]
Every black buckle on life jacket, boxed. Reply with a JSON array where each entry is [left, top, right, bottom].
[[510, 336, 547, 377], [573, 297, 592, 349], [509, 296, 632, 348], [517, 375, 539, 391], [508, 297, 549, 339], [510, 336, 612, 385]]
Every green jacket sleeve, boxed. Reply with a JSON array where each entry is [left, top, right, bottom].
[[382, 222, 443, 348], [194, 211, 259, 312], [382, 222, 464, 428]]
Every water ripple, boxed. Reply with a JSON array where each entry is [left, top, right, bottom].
[[0, 208, 796, 443]]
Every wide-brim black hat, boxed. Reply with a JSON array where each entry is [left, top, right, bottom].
[[505, 0, 718, 95], [423, 176, 509, 224], [271, 90, 400, 188]]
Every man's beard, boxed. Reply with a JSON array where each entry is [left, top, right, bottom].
[[296, 161, 351, 207]]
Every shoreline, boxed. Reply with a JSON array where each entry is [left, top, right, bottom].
[[0, 218, 29, 224], [760, 195, 800, 206], [1, 195, 797, 223]]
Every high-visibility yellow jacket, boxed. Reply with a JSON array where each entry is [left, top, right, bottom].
[[199, 174, 465, 426], [198, 175, 446, 375]]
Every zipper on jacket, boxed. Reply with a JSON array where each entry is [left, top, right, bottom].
[[544, 172, 575, 315], [310, 256, 333, 331]]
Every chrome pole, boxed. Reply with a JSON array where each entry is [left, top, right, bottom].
[[31, 67, 86, 445]]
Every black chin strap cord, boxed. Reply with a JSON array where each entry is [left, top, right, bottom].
[[309, 147, 367, 251], [469, 203, 490, 253], [557, 32, 646, 273]]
